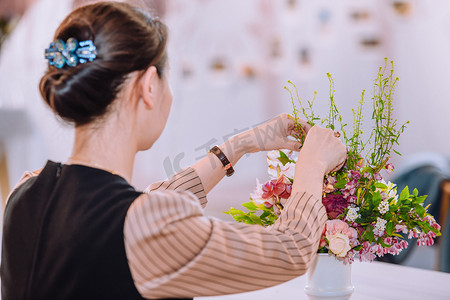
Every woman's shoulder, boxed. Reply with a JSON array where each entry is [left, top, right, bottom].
[[5, 168, 42, 205]]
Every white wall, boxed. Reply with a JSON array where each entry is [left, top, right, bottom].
[[1, 0, 449, 218]]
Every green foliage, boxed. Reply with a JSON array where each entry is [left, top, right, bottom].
[[277, 150, 295, 166], [226, 59, 441, 260], [224, 201, 278, 226], [286, 58, 408, 180], [368, 59, 409, 169]]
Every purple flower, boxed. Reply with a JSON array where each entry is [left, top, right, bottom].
[[322, 194, 349, 219]]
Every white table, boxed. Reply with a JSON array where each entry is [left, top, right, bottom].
[[196, 261, 450, 300]]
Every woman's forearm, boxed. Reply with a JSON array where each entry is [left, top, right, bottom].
[[191, 114, 307, 195], [291, 156, 326, 202], [191, 133, 248, 194]]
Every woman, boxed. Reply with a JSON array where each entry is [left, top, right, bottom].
[[1, 2, 347, 299]]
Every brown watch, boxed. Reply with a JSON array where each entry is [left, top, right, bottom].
[[209, 145, 235, 177]]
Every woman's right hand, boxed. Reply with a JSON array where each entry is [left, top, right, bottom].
[[298, 126, 347, 176], [291, 126, 347, 199]]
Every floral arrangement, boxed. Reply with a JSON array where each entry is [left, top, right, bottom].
[[225, 59, 441, 263]]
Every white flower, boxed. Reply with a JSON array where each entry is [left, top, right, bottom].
[[266, 150, 296, 179], [376, 180, 398, 203], [250, 179, 265, 204], [346, 207, 360, 222], [378, 200, 389, 214], [373, 217, 388, 237], [327, 233, 352, 257]]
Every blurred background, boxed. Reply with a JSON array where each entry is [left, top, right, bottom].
[[0, 0, 449, 272]]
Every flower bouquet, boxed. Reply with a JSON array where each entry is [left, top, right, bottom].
[[225, 59, 441, 263]]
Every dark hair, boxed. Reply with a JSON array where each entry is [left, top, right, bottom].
[[39, 1, 168, 126]]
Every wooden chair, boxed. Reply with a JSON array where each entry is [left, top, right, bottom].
[[435, 179, 450, 270], [0, 144, 10, 208], [440, 180, 450, 232]]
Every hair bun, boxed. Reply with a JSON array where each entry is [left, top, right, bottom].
[[39, 2, 168, 126]]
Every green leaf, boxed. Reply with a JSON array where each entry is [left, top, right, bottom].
[[413, 188, 419, 197], [393, 149, 402, 156], [399, 206, 411, 213], [374, 182, 388, 189], [248, 213, 264, 225], [372, 191, 382, 207], [235, 215, 254, 224], [353, 245, 363, 251], [413, 195, 427, 205], [277, 151, 293, 166], [335, 179, 347, 189], [242, 201, 258, 211], [384, 212, 394, 220], [399, 186, 410, 201], [386, 221, 394, 236], [414, 204, 426, 219], [392, 233, 404, 238], [362, 227, 375, 243], [223, 207, 246, 216], [389, 205, 398, 212]]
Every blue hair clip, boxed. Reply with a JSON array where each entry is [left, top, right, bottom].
[[45, 37, 97, 68]]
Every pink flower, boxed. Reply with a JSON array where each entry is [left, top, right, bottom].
[[423, 215, 441, 231], [325, 220, 356, 257], [408, 229, 419, 239], [395, 224, 408, 234], [325, 220, 358, 243], [372, 244, 384, 257], [344, 179, 358, 196], [417, 231, 437, 247], [342, 250, 356, 265], [348, 170, 361, 180], [326, 219, 350, 235], [373, 172, 382, 181], [385, 163, 395, 172], [322, 194, 349, 219], [432, 223, 441, 230], [347, 195, 357, 204], [327, 176, 337, 185], [279, 184, 292, 199], [359, 241, 376, 262], [261, 177, 292, 200], [323, 175, 337, 193]]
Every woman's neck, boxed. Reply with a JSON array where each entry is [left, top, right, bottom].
[[69, 119, 138, 183]]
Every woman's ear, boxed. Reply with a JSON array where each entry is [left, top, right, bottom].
[[139, 66, 158, 110]]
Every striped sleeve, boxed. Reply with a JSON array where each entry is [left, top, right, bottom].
[[145, 168, 207, 208], [124, 190, 327, 299]]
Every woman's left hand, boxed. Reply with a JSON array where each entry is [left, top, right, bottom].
[[229, 113, 311, 155], [194, 114, 311, 193]]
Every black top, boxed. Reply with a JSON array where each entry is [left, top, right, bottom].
[[1, 161, 146, 299]]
